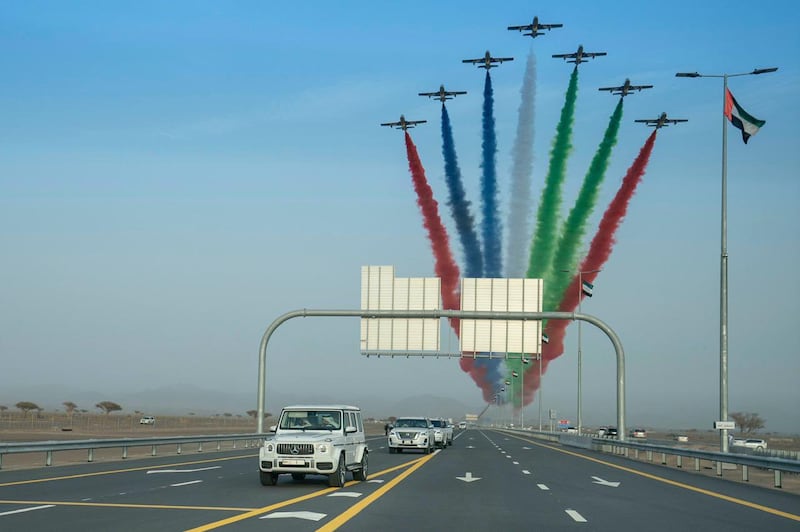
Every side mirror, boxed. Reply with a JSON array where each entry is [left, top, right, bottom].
[[269, 425, 277, 433], [345, 425, 357, 434]]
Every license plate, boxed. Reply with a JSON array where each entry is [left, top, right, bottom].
[[403, 440, 411, 445], [282, 459, 305, 466]]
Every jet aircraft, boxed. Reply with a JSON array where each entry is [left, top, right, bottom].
[[507, 16, 563, 38], [552, 45, 607, 65], [462, 51, 514, 70], [598, 78, 653, 97], [418, 85, 467, 103], [380, 115, 427, 131], [635, 112, 688, 129]]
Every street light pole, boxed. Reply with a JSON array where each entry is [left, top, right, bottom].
[[563, 268, 600, 435], [676, 67, 777, 453]]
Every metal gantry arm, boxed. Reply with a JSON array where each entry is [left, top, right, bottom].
[[256, 309, 627, 440]]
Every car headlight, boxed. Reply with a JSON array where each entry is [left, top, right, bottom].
[[389, 431, 397, 437], [265, 443, 274, 452], [318, 443, 328, 453]]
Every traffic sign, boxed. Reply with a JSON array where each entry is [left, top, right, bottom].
[[713, 421, 735, 430]]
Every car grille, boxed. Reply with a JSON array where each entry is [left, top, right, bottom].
[[397, 431, 420, 439], [277, 443, 314, 455]]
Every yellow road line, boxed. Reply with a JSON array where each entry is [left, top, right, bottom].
[[0, 454, 257, 487], [316, 452, 437, 531], [182, 457, 430, 530], [503, 431, 800, 522]]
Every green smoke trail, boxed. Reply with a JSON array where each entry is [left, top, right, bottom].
[[543, 97, 624, 310], [526, 67, 579, 282]]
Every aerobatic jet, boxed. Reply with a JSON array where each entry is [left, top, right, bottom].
[[598, 78, 654, 97], [380, 115, 427, 131], [507, 16, 563, 38], [635, 112, 688, 129], [462, 51, 514, 70], [418, 85, 467, 103], [552, 45, 606, 65]]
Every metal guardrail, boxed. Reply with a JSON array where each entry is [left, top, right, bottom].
[[0, 433, 264, 469], [504, 429, 799, 488]]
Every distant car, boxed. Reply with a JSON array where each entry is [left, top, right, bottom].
[[388, 417, 435, 454], [139, 416, 155, 425], [562, 426, 578, 434], [430, 418, 453, 448], [605, 427, 618, 438], [458, 421, 467, 429], [631, 428, 647, 439], [733, 438, 768, 451]]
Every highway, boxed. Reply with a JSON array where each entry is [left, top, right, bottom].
[[1, 429, 797, 531]]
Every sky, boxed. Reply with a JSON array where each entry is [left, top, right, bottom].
[[1, 1, 798, 433]]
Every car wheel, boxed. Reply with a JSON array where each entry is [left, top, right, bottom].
[[424, 443, 431, 454], [353, 452, 368, 481], [260, 471, 278, 486], [328, 453, 346, 487], [291, 473, 306, 481]]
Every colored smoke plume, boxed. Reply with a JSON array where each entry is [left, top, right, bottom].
[[480, 70, 502, 278]]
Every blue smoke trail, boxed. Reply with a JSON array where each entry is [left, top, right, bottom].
[[441, 104, 483, 278], [505, 49, 537, 278], [481, 71, 502, 278]]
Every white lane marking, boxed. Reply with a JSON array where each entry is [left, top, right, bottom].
[[513, 461, 519, 465], [522, 446, 531, 450], [81, 498, 92, 501], [170, 480, 203, 487], [260, 511, 326, 521], [537, 484, 549, 490], [522, 470, 531, 475], [591, 476, 621, 488], [466, 445, 475, 449], [328, 492, 362, 498], [147, 466, 221, 474], [456, 472, 481, 483], [566, 509, 587, 522], [0, 505, 55, 517], [367, 479, 385, 483], [505, 455, 512, 459]]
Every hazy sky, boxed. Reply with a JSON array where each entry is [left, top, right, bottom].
[[1, 1, 798, 432]]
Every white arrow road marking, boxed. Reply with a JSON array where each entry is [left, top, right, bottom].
[[260, 511, 326, 521], [367, 479, 385, 483], [456, 472, 481, 483], [0, 505, 55, 517], [328, 492, 363, 498], [466, 445, 475, 449], [522, 470, 531, 475], [170, 480, 202, 487], [591, 476, 621, 488], [566, 509, 587, 522], [147, 466, 221, 474], [522, 446, 531, 450], [537, 484, 549, 490]]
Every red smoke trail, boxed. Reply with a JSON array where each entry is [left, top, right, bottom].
[[404, 132, 497, 398], [521, 130, 658, 405]]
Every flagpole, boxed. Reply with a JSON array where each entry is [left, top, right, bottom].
[[676, 66, 777, 453]]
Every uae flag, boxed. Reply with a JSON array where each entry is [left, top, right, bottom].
[[724, 88, 765, 144], [511, 371, 519, 378], [542, 333, 550, 344], [582, 280, 594, 297]]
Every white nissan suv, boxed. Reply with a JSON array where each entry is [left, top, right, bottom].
[[387, 416, 435, 453], [259, 405, 368, 487]]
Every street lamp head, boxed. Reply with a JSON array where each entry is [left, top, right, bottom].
[[752, 67, 778, 75], [675, 72, 701, 78]]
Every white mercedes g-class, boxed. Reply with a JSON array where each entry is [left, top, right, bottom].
[[259, 404, 368, 487]]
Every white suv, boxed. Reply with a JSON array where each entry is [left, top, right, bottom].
[[430, 418, 453, 448], [259, 405, 368, 487], [387, 416, 435, 453]]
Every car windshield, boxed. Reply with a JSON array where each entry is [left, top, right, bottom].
[[431, 420, 444, 427], [394, 418, 427, 428], [279, 410, 341, 430]]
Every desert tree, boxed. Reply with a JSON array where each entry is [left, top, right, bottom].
[[246, 410, 258, 419], [63, 401, 77, 417], [730, 412, 765, 434], [0, 405, 7, 418], [16, 401, 40, 416], [95, 401, 122, 415]]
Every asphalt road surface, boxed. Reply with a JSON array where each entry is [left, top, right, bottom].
[[1, 430, 798, 531]]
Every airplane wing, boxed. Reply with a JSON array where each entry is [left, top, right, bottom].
[[540, 23, 563, 29], [507, 24, 530, 31], [552, 53, 574, 59], [584, 52, 607, 58], [406, 120, 427, 126], [598, 86, 620, 92], [451, 91, 467, 95], [380, 121, 400, 127], [495, 57, 514, 62], [630, 84, 654, 91], [668, 119, 688, 123], [462, 58, 481, 64], [634, 119, 656, 124], [418, 92, 437, 97]]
